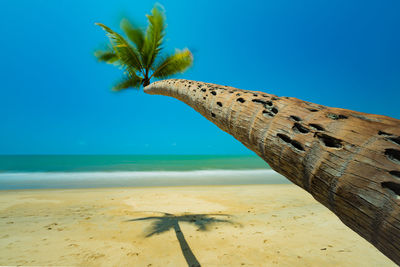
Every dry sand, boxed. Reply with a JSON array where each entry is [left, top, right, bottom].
[[0, 184, 395, 266]]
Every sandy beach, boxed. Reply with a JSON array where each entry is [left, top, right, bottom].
[[0, 184, 395, 266]]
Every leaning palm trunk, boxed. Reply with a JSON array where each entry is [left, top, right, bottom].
[[144, 79, 400, 264]]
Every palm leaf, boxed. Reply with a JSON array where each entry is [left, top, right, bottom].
[[151, 49, 193, 79], [95, 23, 144, 75], [112, 74, 143, 91], [142, 5, 165, 69], [94, 50, 118, 63], [120, 19, 145, 51]]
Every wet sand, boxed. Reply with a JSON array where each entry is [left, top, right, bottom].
[[0, 185, 395, 266]]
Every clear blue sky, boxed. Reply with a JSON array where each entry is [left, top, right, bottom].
[[0, 0, 399, 155]]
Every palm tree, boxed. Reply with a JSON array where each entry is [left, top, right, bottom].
[[144, 79, 400, 265], [93, 6, 400, 264], [94, 5, 193, 91]]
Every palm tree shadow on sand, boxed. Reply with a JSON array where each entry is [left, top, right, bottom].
[[127, 212, 236, 267]]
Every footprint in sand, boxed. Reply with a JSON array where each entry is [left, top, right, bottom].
[[127, 252, 140, 256], [86, 253, 105, 260], [337, 249, 352, 252], [44, 222, 58, 230]]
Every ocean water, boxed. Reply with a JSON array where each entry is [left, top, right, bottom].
[[0, 155, 289, 190]]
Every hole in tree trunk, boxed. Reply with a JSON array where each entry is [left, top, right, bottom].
[[378, 131, 391, 136], [388, 137, 400, 146], [316, 133, 343, 148], [252, 99, 269, 105], [389, 171, 400, 179], [237, 98, 245, 103], [211, 113, 216, 118], [277, 134, 305, 151], [291, 140, 305, 151], [293, 123, 310, 134], [290, 115, 302, 122], [277, 133, 291, 143], [211, 91, 217, 96], [385, 149, 400, 164], [382, 182, 400, 197], [327, 113, 348, 120], [262, 110, 275, 118], [378, 131, 400, 145], [265, 101, 273, 106], [309, 124, 325, 131], [217, 102, 223, 107]]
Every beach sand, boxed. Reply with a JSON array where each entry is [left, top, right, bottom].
[[0, 184, 395, 266]]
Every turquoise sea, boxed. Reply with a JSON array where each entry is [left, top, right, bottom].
[[0, 155, 289, 190]]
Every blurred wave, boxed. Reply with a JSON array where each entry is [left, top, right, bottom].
[[0, 169, 290, 190]]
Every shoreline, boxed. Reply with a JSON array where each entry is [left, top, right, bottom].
[[0, 184, 394, 266], [0, 169, 289, 190], [0, 183, 286, 192]]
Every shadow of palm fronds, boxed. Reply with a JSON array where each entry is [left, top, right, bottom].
[[128, 212, 234, 237], [126, 212, 236, 267]]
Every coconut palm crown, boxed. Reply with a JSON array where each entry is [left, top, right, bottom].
[[94, 5, 193, 91]]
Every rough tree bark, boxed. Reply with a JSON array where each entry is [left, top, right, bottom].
[[144, 79, 400, 264]]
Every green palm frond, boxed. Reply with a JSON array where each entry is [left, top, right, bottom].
[[142, 5, 165, 69], [151, 49, 193, 79], [95, 23, 144, 75], [112, 74, 143, 91], [94, 49, 119, 63], [95, 4, 193, 91], [120, 19, 145, 51]]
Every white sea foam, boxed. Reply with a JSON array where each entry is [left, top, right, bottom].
[[0, 169, 278, 179], [0, 169, 290, 190]]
